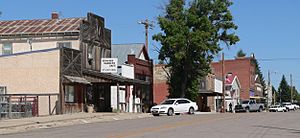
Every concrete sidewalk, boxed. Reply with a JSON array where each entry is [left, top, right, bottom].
[[0, 112, 152, 135]]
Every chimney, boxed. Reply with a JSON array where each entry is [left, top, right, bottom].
[[51, 12, 59, 19]]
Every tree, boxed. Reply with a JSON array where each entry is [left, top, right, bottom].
[[272, 86, 277, 104], [153, 0, 239, 101], [277, 75, 291, 103], [291, 86, 298, 102], [236, 49, 246, 57]]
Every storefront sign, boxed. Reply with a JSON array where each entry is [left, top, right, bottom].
[[101, 58, 118, 73]]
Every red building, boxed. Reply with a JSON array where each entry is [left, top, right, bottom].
[[153, 64, 169, 104], [211, 57, 257, 100]]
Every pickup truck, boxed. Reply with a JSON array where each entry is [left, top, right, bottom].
[[235, 100, 264, 112], [282, 102, 297, 111]]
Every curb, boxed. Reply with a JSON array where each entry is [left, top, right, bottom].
[[0, 113, 152, 135]]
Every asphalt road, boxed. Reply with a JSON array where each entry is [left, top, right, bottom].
[[2, 111, 300, 138]]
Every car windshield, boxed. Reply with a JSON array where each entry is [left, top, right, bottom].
[[161, 100, 175, 105], [242, 101, 249, 104]]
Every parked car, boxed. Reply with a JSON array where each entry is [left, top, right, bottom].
[[294, 104, 300, 109], [234, 100, 264, 112], [269, 105, 287, 112], [282, 102, 297, 111], [150, 98, 198, 116]]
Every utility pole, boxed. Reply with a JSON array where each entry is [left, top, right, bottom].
[[274, 89, 276, 105], [221, 53, 225, 113], [267, 70, 270, 109], [138, 19, 154, 53], [290, 74, 293, 103]]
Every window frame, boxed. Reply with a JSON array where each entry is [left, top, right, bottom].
[[57, 42, 72, 49], [2, 43, 13, 55], [64, 85, 76, 103]]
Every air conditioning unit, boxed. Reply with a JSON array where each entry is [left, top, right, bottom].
[[88, 53, 93, 60]]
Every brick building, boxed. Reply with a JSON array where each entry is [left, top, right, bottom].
[[211, 57, 260, 101], [153, 64, 170, 105]]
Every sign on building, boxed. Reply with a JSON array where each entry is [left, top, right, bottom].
[[101, 58, 118, 73]]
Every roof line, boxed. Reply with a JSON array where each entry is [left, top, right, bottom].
[[212, 57, 253, 63], [0, 17, 86, 22], [112, 43, 145, 45]]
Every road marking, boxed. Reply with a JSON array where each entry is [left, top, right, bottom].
[[107, 114, 253, 138]]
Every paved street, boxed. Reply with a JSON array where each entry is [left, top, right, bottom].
[[2, 111, 300, 138]]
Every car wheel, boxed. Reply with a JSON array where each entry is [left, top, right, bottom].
[[246, 108, 250, 113], [259, 107, 263, 112], [188, 107, 195, 114], [152, 114, 159, 116], [167, 108, 174, 116]]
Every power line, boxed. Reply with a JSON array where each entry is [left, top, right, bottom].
[[257, 57, 300, 61]]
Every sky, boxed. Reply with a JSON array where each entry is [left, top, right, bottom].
[[1, 0, 300, 90]]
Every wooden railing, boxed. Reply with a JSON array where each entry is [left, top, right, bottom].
[[0, 93, 59, 120]]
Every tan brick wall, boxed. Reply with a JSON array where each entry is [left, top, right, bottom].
[[0, 49, 60, 115]]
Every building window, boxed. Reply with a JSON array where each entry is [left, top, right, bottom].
[[64, 85, 75, 103], [200, 80, 206, 89], [0, 86, 6, 102], [57, 42, 72, 48], [225, 86, 231, 91], [2, 43, 13, 55]]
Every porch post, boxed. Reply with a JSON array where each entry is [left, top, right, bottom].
[[49, 95, 51, 115], [8, 96, 12, 119], [133, 85, 136, 113], [117, 83, 120, 112]]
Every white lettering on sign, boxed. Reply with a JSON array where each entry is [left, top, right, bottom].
[[101, 58, 118, 73]]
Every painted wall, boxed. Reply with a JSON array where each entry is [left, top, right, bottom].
[[111, 64, 136, 112], [0, 49, 60, 115], [214, 78, 223, 94], [0, 40, 80, 55]]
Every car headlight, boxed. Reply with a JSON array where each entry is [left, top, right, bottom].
[[160, 107, 167, 109]]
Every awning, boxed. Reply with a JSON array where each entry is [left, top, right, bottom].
[[64, 75, 91, 85], [82, 69, 150, 85], [250, 96, 265, 99], [199, 90, 223, 96]]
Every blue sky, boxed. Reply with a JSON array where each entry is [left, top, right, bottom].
[[1, 0, 300, 90]]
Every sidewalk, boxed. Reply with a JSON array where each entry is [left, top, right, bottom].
[[0, 112, 152, 135]]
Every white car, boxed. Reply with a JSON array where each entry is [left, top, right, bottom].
[[269, 105, 286, 112], [150, 98, 198, 116], [292, 104, 299, 110], [282, 103, 297, 111]]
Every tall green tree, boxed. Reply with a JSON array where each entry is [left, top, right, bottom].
[[272, 86, 277, 104], [277, 75, 291, 103], [236, 49, 246, 57], [153, 0, 239, 101], [291, 86, 298, 102]]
